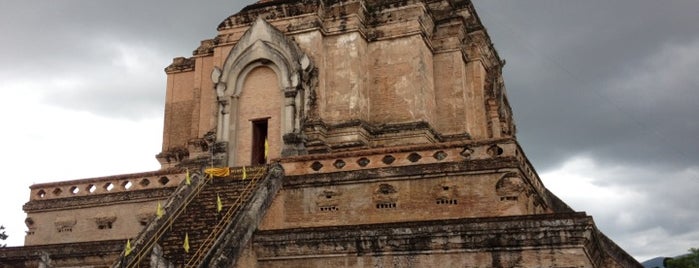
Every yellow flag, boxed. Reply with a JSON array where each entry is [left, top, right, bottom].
[[205, 167, 230, 178], [183, 233, 190, 253], [156, 202, 164, 219], [216, 193, 223, 213], [125, 239, 132, 256], [264, 139, 269, 160], [242, 166, 247, 180], [185, 169, 191, 185]]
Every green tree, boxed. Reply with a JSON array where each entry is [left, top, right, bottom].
[[665, 248, 699, 268], [0, 225, 7, 247]]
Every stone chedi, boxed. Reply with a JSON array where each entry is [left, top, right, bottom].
[[0, 0, 642, 267]]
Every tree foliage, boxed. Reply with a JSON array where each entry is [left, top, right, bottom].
[[665, 248, 699, 268], [0, 225, 7, 247]]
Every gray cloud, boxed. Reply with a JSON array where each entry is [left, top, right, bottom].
[[544, 160, 699, 259], [0, 0, 245, 119], [474, 1, 699, 169], [1, 0, 697, 261], [475, 0, 699, 260]]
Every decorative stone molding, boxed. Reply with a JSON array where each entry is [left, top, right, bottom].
[[193, 39, 215, 56], [464, 30, 501, 71], [373, 184, 398, 207], [25, 217, 34, 228], [487, 144, 504, 157], [214, 17, 314, 165], [281, 140, 517, 177], [496, 174, 526, 201], [54, 216, 76, 233], [217, 1, 321, 31], [316, 189, 341, 211], [303, 120, 448, 154], [137, 208, 156, 226], [156, 147, 189, 167], [25, 217, 36, 236], [459, 146, 474, 158], [93, 213, 117, 230], [431, 182, 459, 203], [164, 57, 195, 74], [182, 131, 217, 167]]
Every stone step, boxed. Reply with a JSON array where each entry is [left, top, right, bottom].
[[150, 176, 260, 267]]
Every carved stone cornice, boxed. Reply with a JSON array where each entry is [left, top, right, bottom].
[[252, 213, 603, 263], [464, 30, 500, 69], [218, 0, 323, 31], [431, 18, 468, 53], [0, 239, 123, 263], [303, 119, 452, 153], [252, 212, 641, 267], [156, 146, 189, 166], [193, 39, 216, 56], [283, 157, 519, 188], [164, 57, 195, 74], [208, 0, 504, 79]]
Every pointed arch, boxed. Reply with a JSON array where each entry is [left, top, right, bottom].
[[213, 18, 313, 166]]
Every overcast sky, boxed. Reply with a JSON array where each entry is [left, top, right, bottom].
[[0, 0, 696, 262]]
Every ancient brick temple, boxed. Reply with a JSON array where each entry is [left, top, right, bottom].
[[0, 1, 642, 267]]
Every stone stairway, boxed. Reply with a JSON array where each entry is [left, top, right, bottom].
[[115, 164, 283, 268], [159, 172, 254, 266]]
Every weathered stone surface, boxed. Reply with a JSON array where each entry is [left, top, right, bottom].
[[252, 213, 640, 267], [7, 1, 641, 267], [23, 169, 185, 246], [113, 166, 281, 268], [0, 239, 123, 267], [157, 0, 513, 167]]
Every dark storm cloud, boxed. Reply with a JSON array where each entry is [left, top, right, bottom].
[[545, 161, 699, 259], [474, 1, 699, 170], [1, 0, 696, 260], [0, 0, 247, 118], [474, 0, 699, 259]]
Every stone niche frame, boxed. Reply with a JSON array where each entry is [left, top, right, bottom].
[[212, 17, 314, 166]]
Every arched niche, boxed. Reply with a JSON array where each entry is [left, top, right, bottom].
[[212, 17, 313, 166]]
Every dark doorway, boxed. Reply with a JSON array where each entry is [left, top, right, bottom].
[[251, 119, 269, 165]]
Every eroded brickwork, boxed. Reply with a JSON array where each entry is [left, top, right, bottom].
[[233, 66, 283, 166], [4, 1, 642, 267], [156, 0, 514, 168]]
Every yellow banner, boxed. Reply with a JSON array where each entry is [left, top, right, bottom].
[[204, 167, 230, 177], [183, 233, 190, 253], [216, 193, 223, 213], [156, 202, 164, 219], [125, 239, 132, 256]]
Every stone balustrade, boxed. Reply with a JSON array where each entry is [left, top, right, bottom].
[[281, 139, 521, 176], [279, 139, 549, 209], [28, 170, 186, 201]]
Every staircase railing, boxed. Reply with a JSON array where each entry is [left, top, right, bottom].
[[185, 166, 267, 266], [113, 170, 212, 268]]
